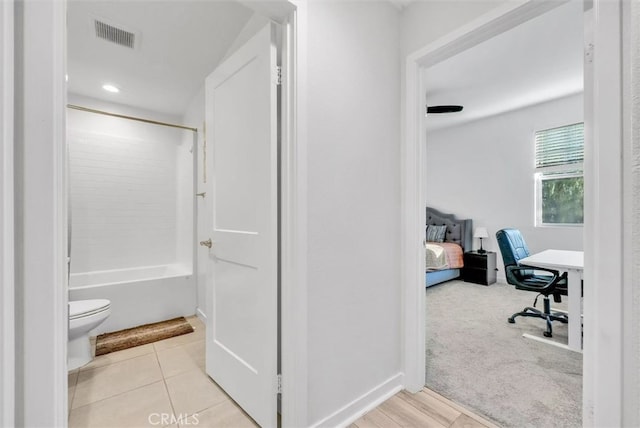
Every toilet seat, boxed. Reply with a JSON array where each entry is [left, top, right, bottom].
[[69, 299, 111, 320]]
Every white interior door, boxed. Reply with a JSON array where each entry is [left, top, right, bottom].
[[204, 23, 278, 428]]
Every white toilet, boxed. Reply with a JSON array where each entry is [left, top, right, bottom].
[[68, 299, 111, 370]]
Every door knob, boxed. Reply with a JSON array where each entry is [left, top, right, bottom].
[[199, 239, 213, 249]]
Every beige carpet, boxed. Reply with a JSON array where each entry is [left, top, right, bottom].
[[95, 317, 194, 356], [425, 280, 582, 428]]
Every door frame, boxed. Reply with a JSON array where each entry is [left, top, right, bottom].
[[280, 2, 309, 427], [401, 0, 633, 425], [239, 4, 309, 426], [1, 1, 15, 426], [13, 1, 68, 426], [16, 1, 308, 427]]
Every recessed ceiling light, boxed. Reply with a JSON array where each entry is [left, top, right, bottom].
[[102, 84, 120, 93]]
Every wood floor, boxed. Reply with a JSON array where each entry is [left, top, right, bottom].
[[350, 388, 500, 428]]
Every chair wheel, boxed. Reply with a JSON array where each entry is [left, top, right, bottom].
[[508, 318, 515, 324], [543, 331, 552, 338]]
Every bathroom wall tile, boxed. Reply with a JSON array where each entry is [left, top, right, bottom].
[[69, 380, 172, 428], [164, 369, 228, 416], [157, 340, 205, 379], [153, 327, 205, 352], [80, 343, 155, 371], [73, 353, 162, 409], [194, 400, 258, 427], [68, 129, 180, 272]]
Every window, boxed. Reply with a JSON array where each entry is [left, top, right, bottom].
[[534, 123, 584, 226]]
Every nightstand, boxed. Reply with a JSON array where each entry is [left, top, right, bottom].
[[463, 251, 497, 285]]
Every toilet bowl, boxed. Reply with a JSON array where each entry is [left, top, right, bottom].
[[68, 299, 111, 370]]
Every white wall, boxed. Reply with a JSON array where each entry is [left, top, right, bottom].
[[305, 1, 402, 425], [221, 12, 270, 63], [67, 95, 193, 274], [426, 93, 584, 280]]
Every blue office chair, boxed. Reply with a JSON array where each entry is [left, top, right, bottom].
[[496, 228, 568, 338]]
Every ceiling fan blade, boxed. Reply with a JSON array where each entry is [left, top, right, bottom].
[[426, 105, 464, 114]]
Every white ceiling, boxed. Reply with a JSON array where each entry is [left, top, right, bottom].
[[68, 1, 583, 122], [423, 1, 584, 131], [67, 1, 254, 117]]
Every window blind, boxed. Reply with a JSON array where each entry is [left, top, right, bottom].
[[535, 122, 584, 168]]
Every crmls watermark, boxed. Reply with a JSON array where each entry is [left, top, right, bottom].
[[148, 413, 200, 426]]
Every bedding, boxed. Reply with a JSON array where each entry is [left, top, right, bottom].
[[425, 242, 464, 271], [424, 207, 473, 287], [425, 243, 447, 270]]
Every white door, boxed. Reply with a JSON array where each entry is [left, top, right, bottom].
[[204, 23, 278, 428]]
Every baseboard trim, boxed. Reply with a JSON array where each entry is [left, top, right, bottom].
[[195, 308, 207, 324], [310, 373, 403, 428]]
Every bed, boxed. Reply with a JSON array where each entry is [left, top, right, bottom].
[[425, 207, 473, 287]]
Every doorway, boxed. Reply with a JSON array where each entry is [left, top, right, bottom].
[[421, 2, 584, 425], [402, 0, 629, 426], [63, 1, 299, 427]]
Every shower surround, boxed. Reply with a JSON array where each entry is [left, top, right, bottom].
[[67, 99, 196, 334]]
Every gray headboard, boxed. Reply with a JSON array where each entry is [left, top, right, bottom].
[[426, 207, 473, 252]]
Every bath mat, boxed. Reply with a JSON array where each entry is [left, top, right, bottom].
[[95, 316, 195, 356]]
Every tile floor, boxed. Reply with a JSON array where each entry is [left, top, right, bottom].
[[69, 316, 496, 428], [68, 316, 257, 428]]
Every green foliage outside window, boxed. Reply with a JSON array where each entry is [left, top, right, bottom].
[[535, 123, 584, 226], [541, 175, 584, 224]]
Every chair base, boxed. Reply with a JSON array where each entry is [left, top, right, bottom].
[[508, 297, 568, 337]]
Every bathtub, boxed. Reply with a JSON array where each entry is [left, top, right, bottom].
[[69, 264, 196, 334]]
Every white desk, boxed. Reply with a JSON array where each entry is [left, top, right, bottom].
[[519, 249, 584, 351]]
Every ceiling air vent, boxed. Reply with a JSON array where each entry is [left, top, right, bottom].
[[94, 19, 136, 49]]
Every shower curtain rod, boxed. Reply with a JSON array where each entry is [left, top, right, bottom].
[[67, 104, 198, 132]]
